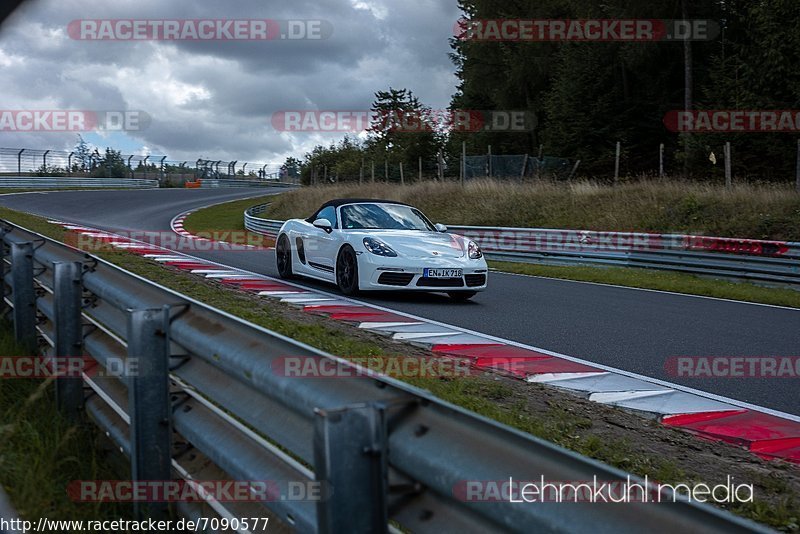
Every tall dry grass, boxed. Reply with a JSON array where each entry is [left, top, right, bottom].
[[265, 179, 800, 240]]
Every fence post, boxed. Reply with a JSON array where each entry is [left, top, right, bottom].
[[360, 159, 364, 185], [384, 160, 388, 182], [11, 241, 36, 351], [724, 142, 732, 188], [538, 144, 543, 160], [17, 149, 24, 175], [487, 145, 492, 178], [520, 154, 529, 180], [614, 142, 621, 182], [659, 143, 665, 178], [314, 404, 388, 534], [371, 161, 375, 183], [419, 156, 423, 181], [53, 262, 84, 420], [127, 306, 173, 521], [461, 142, 466, 186], [568, 160, 582, 181], [399, 162, 405, 185], [796, 140, 800, 193]]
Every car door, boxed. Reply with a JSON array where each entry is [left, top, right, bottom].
[[304, 205, 339, 276]]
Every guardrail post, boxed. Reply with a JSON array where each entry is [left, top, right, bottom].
[[53, 262, 84, 420], [313, 404, 388, 534], [11, 241, 36, 351], [127, 306, 172, 521]]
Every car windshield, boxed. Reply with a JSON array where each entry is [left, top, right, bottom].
[[340, 203, 435, 231]]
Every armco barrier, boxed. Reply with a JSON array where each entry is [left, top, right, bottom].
[[245, 203, 800, 287], [0, 176, 158, 189], [0, 486, 21, 533], [199, 179, 295, 189], [0, 220, 765, 533], [448, 225, 800, 286], [244, 203, 283, 237]]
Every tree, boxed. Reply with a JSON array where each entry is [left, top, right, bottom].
[[366, 87, 442, 172], [73, 134, 92, 173], [91, 148, 129, 178], [282, 157, 302, 177]]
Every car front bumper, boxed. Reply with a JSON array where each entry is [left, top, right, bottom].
[[357, 253, 488, 292]]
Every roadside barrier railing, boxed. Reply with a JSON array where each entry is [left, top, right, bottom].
[[245, 203, 800, 287], [449, 225, 800, 286], [0, 177, 159, 189], [0, 219, 764, 533], [198, 179, 295, 189], [244, 204, 283, 237]]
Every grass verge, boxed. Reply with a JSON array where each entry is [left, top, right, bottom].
[[0, 207, 797, 530], [491, 261, 800, 308], [181, 195, 276, 246], [0, 321, 132, 523], [263, 180, 800, 241]]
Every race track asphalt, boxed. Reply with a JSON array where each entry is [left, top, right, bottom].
[[1, 188, 798, 415]]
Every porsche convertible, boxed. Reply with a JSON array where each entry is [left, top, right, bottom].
[[275, 199, 488, 300]]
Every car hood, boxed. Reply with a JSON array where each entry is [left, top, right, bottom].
[[352, 230, 467, 259]]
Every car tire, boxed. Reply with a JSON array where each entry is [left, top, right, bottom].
[[276, 234, 293, 279], [336, 245, 359, 295], [448, 291, 477, 302]]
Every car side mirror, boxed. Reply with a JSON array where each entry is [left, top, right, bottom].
[[435, 223, 448, 233], [313, 218, 333, 233]]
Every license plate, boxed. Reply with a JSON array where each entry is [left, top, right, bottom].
[[423, 268, 463, 278]]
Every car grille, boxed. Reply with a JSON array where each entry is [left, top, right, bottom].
[[416, 277, 465, 288], [465, 274, 487, 287], [378, 272, 415, 286]]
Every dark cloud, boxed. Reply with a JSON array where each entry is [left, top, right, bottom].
[[0, 0, 462, 162]]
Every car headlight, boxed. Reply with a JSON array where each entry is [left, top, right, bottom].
[[468, 241, 483, 259], [363, 237, 397, 257]]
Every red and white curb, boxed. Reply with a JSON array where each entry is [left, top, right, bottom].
[[170, 210, 268, 249], [52, 219, 800, 466], [170, 212, 196, 240]]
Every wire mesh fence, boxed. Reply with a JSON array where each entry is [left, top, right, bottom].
[[0, 147, 292, 184], [464, 154, 575, 180], [304, 152, 575, 185]]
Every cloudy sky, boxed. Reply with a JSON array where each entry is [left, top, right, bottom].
[[0, 0, 463, 164]]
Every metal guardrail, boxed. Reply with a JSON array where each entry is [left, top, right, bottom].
[[244, 204, 283, 237], [199, 179, 295, 189], [244, 203, 800, 287], [0, 177, 159, 189], [0, 220, 764, 533], [448, 226, 800, 286], [0, 485, 22, 533]]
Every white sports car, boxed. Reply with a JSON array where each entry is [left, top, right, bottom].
[[275, 199, 488, 300]]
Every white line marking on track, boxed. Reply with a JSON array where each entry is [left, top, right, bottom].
[[491, 268, 800, 312]]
